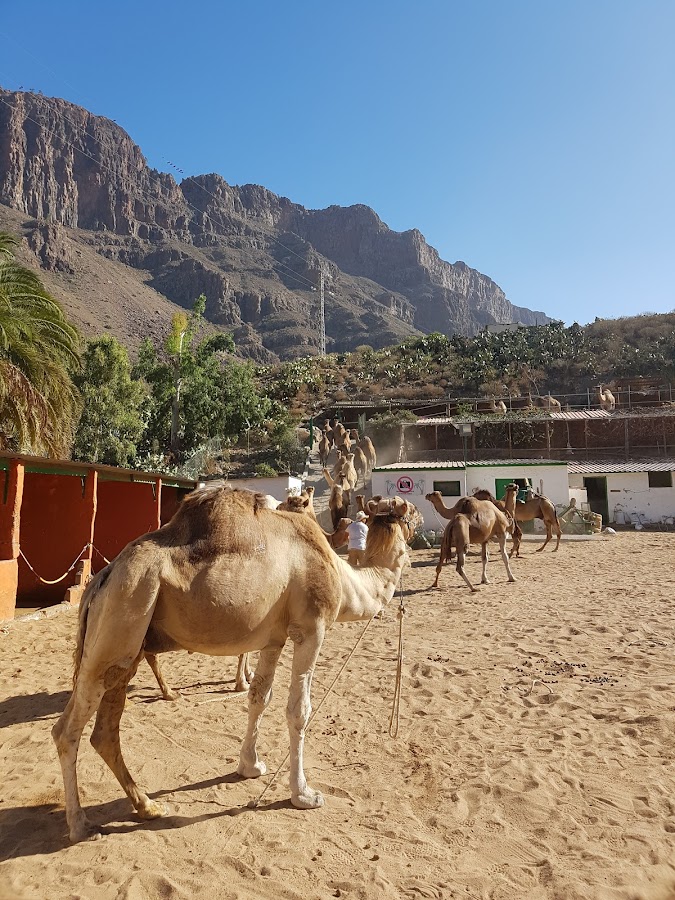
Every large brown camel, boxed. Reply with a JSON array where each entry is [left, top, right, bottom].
[[501, 484, 562, 552], [425, 492, 517, 591], [52, 487, 417, 843], [147, 487, 331, 702], [473, 484, 523, 557]]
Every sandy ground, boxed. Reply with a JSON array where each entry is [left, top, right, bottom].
[[3, 533, 675, 900]]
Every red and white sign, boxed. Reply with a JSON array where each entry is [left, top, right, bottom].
[[396, 475, 414, 494]]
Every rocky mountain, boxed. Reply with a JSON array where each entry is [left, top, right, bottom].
[[0, 88, 551, 361]]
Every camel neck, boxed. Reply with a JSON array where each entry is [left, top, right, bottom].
[[335, 546, 407, 622]]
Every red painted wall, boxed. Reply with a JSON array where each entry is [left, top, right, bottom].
[[160, 485, 191, 525], [94, 480, 160, 564], [18, 471, 95, 607]]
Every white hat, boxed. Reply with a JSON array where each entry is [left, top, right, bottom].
[[356, 511, 367, 521]]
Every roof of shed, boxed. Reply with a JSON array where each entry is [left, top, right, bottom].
[[373, 459, 567, 471], [568, 459, 675, 474]]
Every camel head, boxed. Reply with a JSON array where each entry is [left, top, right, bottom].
[[425, 490, 444, 505], [366, 496, 422, 544]]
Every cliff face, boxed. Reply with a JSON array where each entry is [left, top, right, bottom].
[[0, 88, 551, 359]]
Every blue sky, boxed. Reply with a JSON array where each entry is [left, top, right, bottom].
[[1, 0, 674, 326]]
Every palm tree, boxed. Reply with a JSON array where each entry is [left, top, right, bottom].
[[0, 232, 81, 456]]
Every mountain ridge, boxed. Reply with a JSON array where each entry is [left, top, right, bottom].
[[0, 87, 551, 360]]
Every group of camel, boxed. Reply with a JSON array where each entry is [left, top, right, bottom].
[[52, 482, 422, 843], [426, 484, 561, 593], [474, 385, 616, 414], [318, 422, 377, 528]]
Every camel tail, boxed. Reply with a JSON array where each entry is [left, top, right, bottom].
[[72, 564, 112, 687]]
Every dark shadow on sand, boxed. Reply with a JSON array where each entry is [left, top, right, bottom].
[[0, 691, 70, 728], [0, 773, 292, 861]]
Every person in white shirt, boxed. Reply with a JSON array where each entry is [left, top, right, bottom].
[[346, 511, 369, 567]]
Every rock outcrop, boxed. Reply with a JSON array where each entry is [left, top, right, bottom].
[[0, 87, 551, 359]]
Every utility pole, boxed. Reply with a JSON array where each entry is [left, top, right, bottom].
[[318, 269, 326, 356]]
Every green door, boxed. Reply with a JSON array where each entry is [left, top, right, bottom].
[[495, 478, 530, 502]]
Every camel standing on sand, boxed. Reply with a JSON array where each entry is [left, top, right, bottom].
[[52, 487, 418, 843], [425, 492, 517, 592], [352, 446, 368, 486], [473, 484, 523, 557], [358, 436, 377, 475], [500, 484, 562, 552], [597, 384, 615, 412], [324, 468, 351, 527], [318, 434, 331, 467]]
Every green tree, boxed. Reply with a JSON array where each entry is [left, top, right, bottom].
[[72, 336, 147, 467], [0, 232, 80, 456], [135, 295, 271, 463]]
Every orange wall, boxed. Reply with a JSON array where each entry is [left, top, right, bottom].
[[18, 471, 96, 606], [94, 480, 160, 563]]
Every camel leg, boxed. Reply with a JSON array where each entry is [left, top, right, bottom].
[[456, 545, 478, 593], [536, 520, 552, 552], [498, 534, 516, 583], [553, 520, 561, 551], [432, 546, 447, 588], [235, 653, 252, 692], [238, 646, 284, 779], [287, 627, 325, 809], [145, 652, 179, 701], [90, 657, 166, 822], [480, 543, 490, 584], [52, 676, 108, 843]]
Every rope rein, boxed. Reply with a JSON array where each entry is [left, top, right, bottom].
[[251, 612, 377, 808], [388, 576, 406, 738], [19, 542, 111, 585]]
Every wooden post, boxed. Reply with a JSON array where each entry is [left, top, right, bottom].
[[65, 470, 97, 606], [154, 478, 162, 529], [546, 421, 551, 456], [508, 422, 512, 458], [624, 418, 630, 460], [0, 460, 24, 620]]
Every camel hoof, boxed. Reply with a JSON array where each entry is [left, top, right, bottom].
[[162, 690, 180, 701], [234, 680, 250, 693], [471, 588, 480, 594], [237, 759, 267, 778], [291, 788, 324, 809], [508, 577, 516, 583], [69, 817, 102, 844], [137, 799, 166, 820]]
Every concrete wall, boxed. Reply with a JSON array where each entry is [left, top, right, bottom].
[[372, 464, 570, 530], [569, 470, 675, 525]]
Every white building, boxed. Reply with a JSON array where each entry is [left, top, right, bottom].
[[568, 459, 675, 527], [206, 474, 303, 504], [371, 459, 569, 530]]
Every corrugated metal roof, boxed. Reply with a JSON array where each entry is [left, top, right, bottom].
[[373, 459, 567, 471], [550, 410, 611, 420], [374, 461, 466, 471], [413, 408, 675, 426], [568, 459, 675, 474]]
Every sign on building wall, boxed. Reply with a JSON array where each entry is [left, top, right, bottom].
[[386, 476, 426, 496]]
